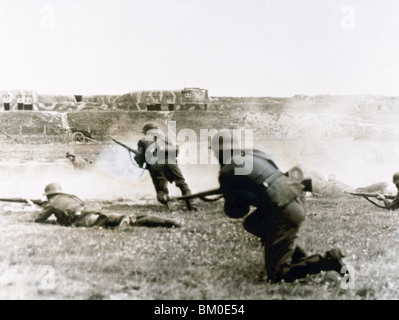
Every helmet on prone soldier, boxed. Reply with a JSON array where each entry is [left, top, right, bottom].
[[44, 183, 62, 196]]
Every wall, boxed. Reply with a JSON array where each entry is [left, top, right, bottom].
[[2, 108, 398, 144]]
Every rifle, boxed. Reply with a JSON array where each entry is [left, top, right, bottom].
[[108, 136, 139, 156], [0, 128, 15, 141], [346, 192, 396, 200], [174, 188, 223, 202], [346, 192, 396, 209], [173, 178, 313, 203], [0, 198, 47, 206]]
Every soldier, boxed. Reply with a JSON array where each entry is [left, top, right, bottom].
[[376, 172, 399, 210], [66, 151, 90, 170], [323, 174, 355, 198], [356, 181, 389, 194], [211, 130, 346, 283], [134, 122, 196, 211], [34, 183, 181, 229]]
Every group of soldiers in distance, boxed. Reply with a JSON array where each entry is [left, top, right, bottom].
[[34, 122, 399, 284]]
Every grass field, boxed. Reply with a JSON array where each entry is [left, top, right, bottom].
[[1, 196, 398, 300]]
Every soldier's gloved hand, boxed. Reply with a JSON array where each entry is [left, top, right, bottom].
[[376, 193, 386, 200]]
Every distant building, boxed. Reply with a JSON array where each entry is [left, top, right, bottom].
[[140, 87, 209, 111], [180, 87, 209, 111], [0, 90, 38, 111], [0, 87, 210, 112]]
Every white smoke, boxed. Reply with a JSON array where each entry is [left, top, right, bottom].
[[0, 149, 153, 201]]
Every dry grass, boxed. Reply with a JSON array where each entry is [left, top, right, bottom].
[[1, 196, 398, 300]]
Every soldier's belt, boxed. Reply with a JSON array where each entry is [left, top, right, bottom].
[[262, 171, 283, 188]]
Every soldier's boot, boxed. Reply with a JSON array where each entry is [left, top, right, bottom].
[[118, 214, 136, 230], [299, 248, 345, 275], [133, 215, 181, 228], [165, 201, 174, 212], [320, 248, 346, 273], [277, 248, 345, 283], [157, 194, 174, 212], [291, 246, 308, 263]]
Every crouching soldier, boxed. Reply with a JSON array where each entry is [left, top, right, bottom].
[[211, 130, 346, 283], [34, 183, 180, 229]]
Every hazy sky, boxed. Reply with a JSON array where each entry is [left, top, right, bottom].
[[0, 0, 398, 97]]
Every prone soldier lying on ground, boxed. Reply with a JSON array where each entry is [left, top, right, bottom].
[[34, 183, 181, 229], [355, 181, 389, 194], [66, 151, 91, 170]]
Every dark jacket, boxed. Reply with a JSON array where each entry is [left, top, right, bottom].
[[383, 191, 399, 210], [219, 149, 305, 218], [135, 130, 179, 168], [35, 193, 87, 226]]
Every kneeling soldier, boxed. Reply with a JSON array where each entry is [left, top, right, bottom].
[[211, 130, 346, 283]]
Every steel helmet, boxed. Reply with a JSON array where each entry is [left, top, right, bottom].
[[287, 166, 304, 181], [328, 174, 336, 182], [44, 183, 62, 196], [142, 122, 159, 134], [66, 151, 76, 158], [393, 172, 399, 184]]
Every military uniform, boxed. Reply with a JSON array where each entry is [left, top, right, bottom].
[[382, 192, 399, 210], [35, 184, 180, 228], [379, 172, 399, 210], [134, 123, 195, 210], [66, 152, 90, 170], [217, 148, 345, 283]]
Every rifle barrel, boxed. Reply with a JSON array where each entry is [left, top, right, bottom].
[[0, 198, 46, 206], [348, 192, 396, 200], [174, 188, 222, 201], [109, 136, 139, 156]]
